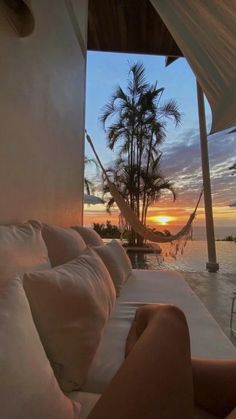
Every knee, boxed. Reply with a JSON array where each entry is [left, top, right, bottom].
[[162, 304, 186, 318], [136, 304, 187, 328], [159, 305, 190, 337], [143, 304, 188, 332], [162, 304, 187, 321]]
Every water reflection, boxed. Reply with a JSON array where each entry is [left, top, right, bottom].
[[128, 241, 236, 273], [127, 251, 163, 269], [127, 251, 149, 269]]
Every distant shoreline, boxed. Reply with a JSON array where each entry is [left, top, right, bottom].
[[88, 222, 236, 241]]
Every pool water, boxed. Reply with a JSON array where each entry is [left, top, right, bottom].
[[128, 240, 236, 273]]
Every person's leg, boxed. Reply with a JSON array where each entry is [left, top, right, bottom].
[[88, 304, 194, 419], [192, 358, 236, 418]]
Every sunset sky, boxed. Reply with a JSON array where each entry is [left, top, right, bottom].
[[84, 52, 236, 232]]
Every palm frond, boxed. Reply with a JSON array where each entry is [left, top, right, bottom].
[[84, 155, 99, 169], [84, 178, 93, 195], [99, 102, 117, 128], [159, 99, 182, 126], [106, 197, 115, 213], [128, 62, 149, 96]]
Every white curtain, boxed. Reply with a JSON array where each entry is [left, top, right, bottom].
[[150, 0, 236, 134]]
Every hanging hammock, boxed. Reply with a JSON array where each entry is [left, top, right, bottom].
[[86, 132, 203, 244]]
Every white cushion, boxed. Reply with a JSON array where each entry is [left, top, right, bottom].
[[120, 270, 236, 359], [0, 277, 81, 419], [94, 240, 132, 296], [82, 270, 236, 393], [69, 392, 101, 419], [72, 226, 104, 246], [23, 248, 116, 392], [42, 224, 86, 267], [0, 220, 51, 281], [69, 392, 218, 419]]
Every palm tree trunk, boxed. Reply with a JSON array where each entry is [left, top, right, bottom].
[[137, 125, 145, 246], [129, 128, 136, 246], [141, 131, 155, 230]]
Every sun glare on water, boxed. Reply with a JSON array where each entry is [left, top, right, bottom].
[[150, 215, 176, 225]]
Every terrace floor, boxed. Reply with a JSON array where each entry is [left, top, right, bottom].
[[182, 272, 236, 346]]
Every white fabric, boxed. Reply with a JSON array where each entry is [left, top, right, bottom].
[[108, 179, 195, 242], [72, 226, 104, 246], [82, 270, 236, 393], [150, 0, 236, 134], [23, 248, 116, 392], [69, 392, 101, 419], [86, 134, 197, 244], [0, 220, 51, 281], [42, 224, 86, 267], [94, 239, 132, 296], [69, 391, 219, 419], [0, 277, 80, 419]]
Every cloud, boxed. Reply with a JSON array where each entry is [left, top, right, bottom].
[[85, 122, 236, 226], [158, 129, 236, 208]]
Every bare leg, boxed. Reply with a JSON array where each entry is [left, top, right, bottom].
[[88, 305, 194, 419], [192, 358, 236, 418]]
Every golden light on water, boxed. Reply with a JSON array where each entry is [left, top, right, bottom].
[[149, 215, 177, 225]]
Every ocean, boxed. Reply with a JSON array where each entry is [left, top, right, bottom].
[[185, 226, 236, 241]]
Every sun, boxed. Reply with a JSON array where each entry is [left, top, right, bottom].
[[149, 215, 176, 225], [155, 216, 170, 225]]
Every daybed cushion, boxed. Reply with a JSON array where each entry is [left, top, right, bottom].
[[0, 277, 81, 419], [68, 393, 219, 419], [82, 270, 236, 394], [69, 392, 101, 419], [72, 226, 104, 247], [94, 240, 132, 296], [23, 248, 116, 392], [42, 224, 86, 267], [0, 220, 50, 280]]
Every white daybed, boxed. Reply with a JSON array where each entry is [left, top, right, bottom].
[[1, 222, 236, 419], [71, 270, 236, 418]]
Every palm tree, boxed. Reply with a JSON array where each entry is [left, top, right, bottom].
[[139, 158, 176, 227], [84, 156, 99, 194], [100, 63, 181, 245], [103, 157, 175, 246]]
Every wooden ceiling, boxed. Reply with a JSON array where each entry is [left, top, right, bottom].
[[87, 0, 182, 57]]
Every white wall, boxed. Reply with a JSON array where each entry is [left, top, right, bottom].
[[0, 0, 88, 226]]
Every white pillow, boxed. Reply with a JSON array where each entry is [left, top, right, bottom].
[[72, 226, 104, 246], [0, 277, 81, 419], [42, 224, 86, 267], [0, 220, 51, 281], [23, 248, 116, 392], [94, 240, 132, 296]]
